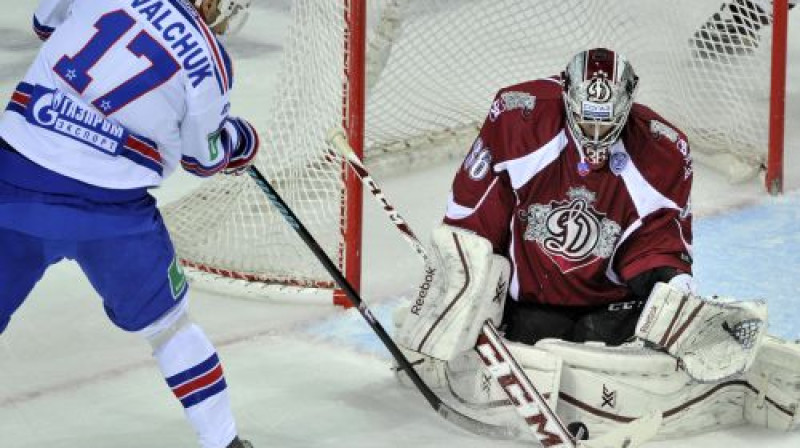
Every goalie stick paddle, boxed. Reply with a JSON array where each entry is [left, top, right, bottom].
[[245, 165, 519, 440], [478, 321, 662, 448], [327, 128, 663, 448]]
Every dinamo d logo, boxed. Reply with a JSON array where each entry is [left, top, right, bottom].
[[544, 200, 601, 262], [587, 77, 613, 102], [521, 187, 621, 272]]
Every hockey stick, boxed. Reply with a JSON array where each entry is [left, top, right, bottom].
[[245, 165, 519, 440], [327, 128, 662, 448]]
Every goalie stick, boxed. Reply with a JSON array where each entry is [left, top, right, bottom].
[[245, 165, 519, 440], [327, 128, 662, 448]]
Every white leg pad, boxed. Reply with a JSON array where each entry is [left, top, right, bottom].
[[394, 326, 800, 439], [445, 341, 562, 411], [536, 339, 748, 439], [745, 335, 800, 430], [393, 303, 448, 388], [394, 300, 562, 424]]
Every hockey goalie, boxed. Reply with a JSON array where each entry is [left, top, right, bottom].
[[393, 48, 800, 441]]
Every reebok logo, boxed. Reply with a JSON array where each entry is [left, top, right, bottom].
[[411, 267, 436, 315], [638, 305, 658, 335]]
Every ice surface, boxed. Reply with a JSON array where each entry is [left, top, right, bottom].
[[1, 2, 798, 447]]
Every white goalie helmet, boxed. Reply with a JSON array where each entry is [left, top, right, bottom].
[[194, 0, 251, 35], [562, 48, 639, 166]]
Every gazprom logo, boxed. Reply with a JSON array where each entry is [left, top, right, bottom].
[[31, 89, 60, 127], [26, 85, 126, 155]]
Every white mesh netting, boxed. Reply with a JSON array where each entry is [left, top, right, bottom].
[[163, 0, 778, 290]]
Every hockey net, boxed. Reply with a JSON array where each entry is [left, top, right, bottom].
[[162, 0, 788, 299]]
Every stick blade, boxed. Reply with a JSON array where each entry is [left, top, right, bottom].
[[325, 127, 353, 156], [578, 409, 662, 448], [436, 402, 521, 440]]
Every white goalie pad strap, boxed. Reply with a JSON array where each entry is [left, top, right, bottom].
[[507, 342, 563, 411], [392, 304, 448, 389], [394, 344, 449, 390], [667, 272, 696, 295], [443, 340, 564, 414], [396, 224, 510, 361], [744, 335, 800, 430], [395, 298, 561, 415], [635, 282, 768, 383]]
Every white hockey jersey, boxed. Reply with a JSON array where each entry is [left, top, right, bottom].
[[0, 0, 249, 190]]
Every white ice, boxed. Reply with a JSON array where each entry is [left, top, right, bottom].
[[1, 2, 799, 447]]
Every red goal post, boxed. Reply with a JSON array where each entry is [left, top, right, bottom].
[[162, 0, 790, 301], [768, 0, 789, 194]]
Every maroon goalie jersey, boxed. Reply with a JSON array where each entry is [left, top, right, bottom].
[[443, 78, 693, 307]]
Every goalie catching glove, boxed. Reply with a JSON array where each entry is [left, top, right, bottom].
[[396, 224, 510, 362], [635, 282, 767, 383]]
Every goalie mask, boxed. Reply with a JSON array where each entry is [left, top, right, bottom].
[[194, 0, 251, 35], [562, 48, 638, 171]]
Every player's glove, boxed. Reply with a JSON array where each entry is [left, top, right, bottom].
[[222, 116, 260, 175]]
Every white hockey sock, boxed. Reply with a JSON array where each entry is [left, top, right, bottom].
[[154, 323, 237, 448]]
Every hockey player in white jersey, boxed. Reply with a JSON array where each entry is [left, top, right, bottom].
[[0, 1, 256, 447]]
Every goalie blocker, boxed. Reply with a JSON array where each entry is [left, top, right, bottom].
[[394, 225, 800, 439]]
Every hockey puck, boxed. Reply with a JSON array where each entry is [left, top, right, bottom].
[[567, 422, 589, 440]]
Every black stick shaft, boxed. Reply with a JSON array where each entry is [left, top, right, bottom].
[[246, 166, 451, 412], [247, 166, 518, 438]]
